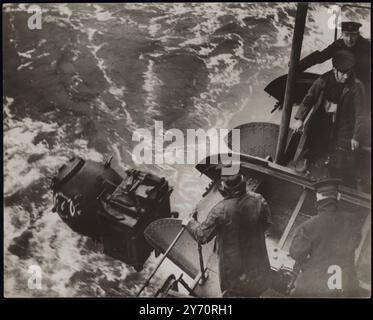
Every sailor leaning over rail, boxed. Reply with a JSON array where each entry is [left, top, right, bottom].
[[289, 179, 361, 298], [182, 173, 273, 297]]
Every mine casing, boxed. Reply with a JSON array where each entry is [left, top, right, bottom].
[[51, 156, 123, 237], [97, 169, 173, 271]]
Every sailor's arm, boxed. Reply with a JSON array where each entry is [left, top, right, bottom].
[[294, 77, 323, 123], [351, 82, 366, 149], [289, 225, 312, 267], [298, 42, 336, 72], [184, 205, 223, 244], [256, 195, 273, 231]]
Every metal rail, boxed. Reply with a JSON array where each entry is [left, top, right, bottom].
[[193, 213, 207, 284], [240, 160, 371, 209], [137, 217, 208, 296], [137, 225, 186, 296]]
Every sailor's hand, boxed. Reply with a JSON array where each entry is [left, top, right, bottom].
[[181, 217, 191, 227], [351, 139, 359, 151], [294, 120, 304, 132], [190, 210, 198, 220]]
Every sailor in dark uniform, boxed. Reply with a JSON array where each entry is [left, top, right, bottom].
[[182, 174, 272, 297], [293, 50, 366, 187], [289, 179, 361, 298]]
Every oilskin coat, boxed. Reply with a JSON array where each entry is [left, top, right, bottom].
[[186, 191, 272, 297], [294, 71, 365, 163], [289, 198, 361, 297]]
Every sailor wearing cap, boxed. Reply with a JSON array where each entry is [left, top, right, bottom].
[[298, 21, 370, 91], [182, 173, 273, 297], [293, 50, 365, 186], [289, 179, 361, 297], [341, 21, 362, 32], [340, 21, 364, 47]]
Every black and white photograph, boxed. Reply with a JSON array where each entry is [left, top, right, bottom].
[[3, 2, 371, 300]]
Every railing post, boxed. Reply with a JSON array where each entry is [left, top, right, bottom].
[[275, 3, 308, 164], [136, 226, 186, 296], [197, 242, 207, 284], [193, 214, 207, 284]]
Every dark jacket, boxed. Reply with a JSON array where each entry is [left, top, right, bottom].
[[299, 36, 371, 87], [289, 198, 361, 297], [294, 71, 365, 162], [186, 190, 272, 296]]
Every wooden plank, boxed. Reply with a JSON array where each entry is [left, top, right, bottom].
[[278, 188, 308, 249]]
